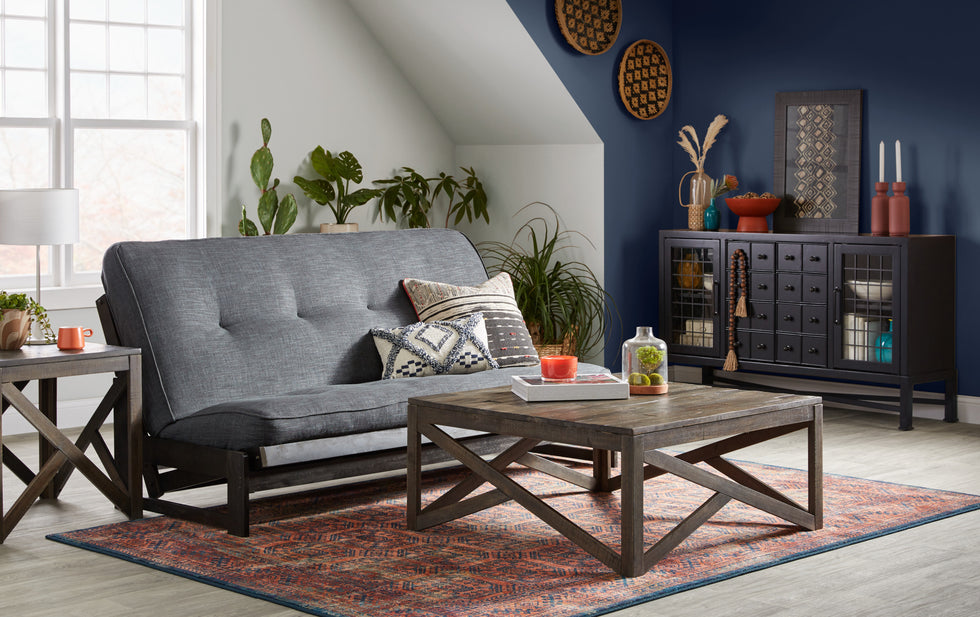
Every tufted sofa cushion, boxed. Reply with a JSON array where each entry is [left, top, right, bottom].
[[101, 229, 503, 437]]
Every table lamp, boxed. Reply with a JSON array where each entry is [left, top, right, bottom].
[[0, 188, 80, 344]]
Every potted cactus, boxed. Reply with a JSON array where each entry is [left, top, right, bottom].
[[239, 118, 298, 236]]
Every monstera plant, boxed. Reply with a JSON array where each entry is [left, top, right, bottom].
[[239, 118, 298, 236], [294, 147, 380, 225]]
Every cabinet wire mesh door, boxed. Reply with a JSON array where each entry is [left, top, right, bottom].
[[840, 251, 895, 367], [669, 245, 716, 349]]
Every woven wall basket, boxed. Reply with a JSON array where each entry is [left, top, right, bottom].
[[554, 0, 622, 55], [618, 39, 672, 120]]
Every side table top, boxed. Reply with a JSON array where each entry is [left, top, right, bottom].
[[0, 342, 140, 368], [409, 381, 822, 437]]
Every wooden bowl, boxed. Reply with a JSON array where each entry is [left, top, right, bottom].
[[725, 198, 781, 232]]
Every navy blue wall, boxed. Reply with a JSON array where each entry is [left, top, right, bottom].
[[510, 0, 979, 396]]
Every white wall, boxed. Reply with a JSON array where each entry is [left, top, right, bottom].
[[218, 0, 455, 235]]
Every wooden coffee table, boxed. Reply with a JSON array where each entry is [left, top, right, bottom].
[[407, 382, 822, 577]]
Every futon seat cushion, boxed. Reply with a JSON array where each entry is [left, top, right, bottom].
[[156, 362, 607, 451]]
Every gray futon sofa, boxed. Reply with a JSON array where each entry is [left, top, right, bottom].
[[98, 228, 604, 535]]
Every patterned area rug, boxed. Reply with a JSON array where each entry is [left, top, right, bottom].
[[49, 461, 980, 617]]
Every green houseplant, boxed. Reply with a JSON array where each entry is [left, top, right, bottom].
[[294, 147, 380, 230], [478, 202, 616, 359], [375, 166, 488, 229], [0, 291, 54, 349], [239, 118, 298, 236]]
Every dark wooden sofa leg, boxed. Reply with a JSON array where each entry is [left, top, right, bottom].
[[226, 450, 250, 537]]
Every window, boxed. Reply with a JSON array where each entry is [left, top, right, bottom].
[[0, 0, 204, 292]]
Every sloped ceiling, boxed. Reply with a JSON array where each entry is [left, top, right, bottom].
[[350, 0, 600, 146]]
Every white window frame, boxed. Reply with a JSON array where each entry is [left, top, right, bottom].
[[0, 0, 213, 309]]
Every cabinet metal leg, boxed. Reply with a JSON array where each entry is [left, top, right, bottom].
[[944, 373, 958, 423], [898, 381, 914, 431], [701, 366, 714, 386]]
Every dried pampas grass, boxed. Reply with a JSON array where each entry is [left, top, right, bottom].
[[676, 114, 728, 171]]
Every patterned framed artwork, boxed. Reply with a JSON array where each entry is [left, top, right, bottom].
[[773, 89, 862, 234]]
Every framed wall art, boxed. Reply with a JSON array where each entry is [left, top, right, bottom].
[[773, 89, 862, 234]]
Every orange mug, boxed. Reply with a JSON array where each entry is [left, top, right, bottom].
[[57, 327, 93, 350]]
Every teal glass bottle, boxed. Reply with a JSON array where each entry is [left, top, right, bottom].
[[874, 319, 893, 363], [703, 197, 720, 231]]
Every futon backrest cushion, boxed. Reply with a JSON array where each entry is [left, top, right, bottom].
[[101, 229, 490, 436]]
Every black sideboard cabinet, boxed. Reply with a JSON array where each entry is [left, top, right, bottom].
[[659, 230, 956, 430]]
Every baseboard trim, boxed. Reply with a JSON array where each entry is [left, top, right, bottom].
[[672, 365, 979, 426]]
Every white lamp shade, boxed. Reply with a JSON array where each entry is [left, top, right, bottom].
[[0, 189, 80, 246]]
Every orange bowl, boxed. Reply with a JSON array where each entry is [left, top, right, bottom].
[[724, 197, 781, 232]]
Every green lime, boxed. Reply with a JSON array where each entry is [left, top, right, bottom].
[[628, 372, 651, 386]]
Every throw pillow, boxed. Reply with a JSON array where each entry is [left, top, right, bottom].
[[371, 313, 500, 380], [401, 272, 539, 368]]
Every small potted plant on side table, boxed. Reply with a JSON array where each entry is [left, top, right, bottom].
[[0, 291, 54, 350]]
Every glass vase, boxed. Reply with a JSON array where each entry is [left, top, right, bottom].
[[703, 197, 720, 231], [621, 326, 668, 394]]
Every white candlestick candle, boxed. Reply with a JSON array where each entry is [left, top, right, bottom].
[[879, 141, 885, 183], [895, 140, 902, 183]]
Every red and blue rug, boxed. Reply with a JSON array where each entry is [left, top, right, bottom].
[[49, 461, 980, 617]]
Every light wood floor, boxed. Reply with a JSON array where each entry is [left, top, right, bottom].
[[2, 407, 979, 617]]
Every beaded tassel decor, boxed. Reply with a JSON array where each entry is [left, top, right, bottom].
[[724, 249, 749, 371]]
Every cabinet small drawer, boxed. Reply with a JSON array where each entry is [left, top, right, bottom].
[[749, 331, 775, 362], [776, 303, 802, 332], [802, 274, 827, 304], [802, 336, 828, 367], [751, 243, 775, 270], [777, 243, 802, 271], [728, 241, 750, 262], [776, 333, 801, 364], [748, 300, 774, 330], [802, 305, 827, 335], [803, 244, 828, 273], [777, 273, 802, 302], [749, 272, 774, 301]]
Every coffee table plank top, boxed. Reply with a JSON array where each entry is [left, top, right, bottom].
[[409, 382, 821, 437]]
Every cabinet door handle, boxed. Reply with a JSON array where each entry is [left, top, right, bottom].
[[809, 255, 820, 262], [784, 284, 795, 291], [810, 286, 820, 293], [834, 286, 842, 324], [783, 345, 794, 352], [783, 314, 794, 321], [757, 283, 768, 290], [713, 280, 721, 316], [756, 343, 767, 350], [808, 347, 819, 354], [784, 254, 795, 261]]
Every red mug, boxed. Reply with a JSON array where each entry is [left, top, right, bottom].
[[540, 355, 577, 381], [57, 327, 93, 350]]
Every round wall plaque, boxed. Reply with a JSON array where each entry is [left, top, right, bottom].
[[554, 0, 622, 56], [617, 39, 672, 120]]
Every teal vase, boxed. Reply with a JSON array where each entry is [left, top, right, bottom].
[[703, 198, 720, 231], [874, 319, 893, 363]]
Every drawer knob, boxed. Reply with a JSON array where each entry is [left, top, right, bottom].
[[756, 343, 767, 350], [784, 284, 795, 291], [758, 253, 768, 260], [784, 254, 795, 261], [808, 347, 819, 354], [809, 255, 820, 262], [756, 313, 768, 320], [809, 316, 819, 323], [757, 283, 768, 290], [810, 286, 820, 293], [783, 315, 794, 321], [783, 345, 794, 352]]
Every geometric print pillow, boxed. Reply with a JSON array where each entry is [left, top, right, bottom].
[[401, 272, 539, 368], [370, 313, 500, 380]]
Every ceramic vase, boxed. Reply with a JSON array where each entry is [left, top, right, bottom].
[[0, 309, 31, 351], [703, 198, 720, 231]]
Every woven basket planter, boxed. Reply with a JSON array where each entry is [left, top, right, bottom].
[[528, 322, 577, 358]]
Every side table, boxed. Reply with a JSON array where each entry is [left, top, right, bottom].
[[1, 343, 142, 542]]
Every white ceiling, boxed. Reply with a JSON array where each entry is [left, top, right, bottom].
[[349, 0, 600, 146]]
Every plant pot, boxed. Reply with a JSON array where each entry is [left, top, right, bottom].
[[0, 309, 32, 350], [320, 223, 358, 233], [528, 322, 576, 358]]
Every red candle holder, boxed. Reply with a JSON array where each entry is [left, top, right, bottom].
[[871, 182, 889, 236], [889, 181, 909, 237], [540, 355, 578, 381]]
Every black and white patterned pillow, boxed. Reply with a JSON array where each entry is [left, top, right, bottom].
[[401, 272, 539, 368], [370, 313, 499, 380]]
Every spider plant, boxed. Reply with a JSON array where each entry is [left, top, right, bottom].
[[478, 202, 617, 359]]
